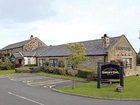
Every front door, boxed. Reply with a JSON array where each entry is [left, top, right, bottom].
[[18, 59, 22, 65]]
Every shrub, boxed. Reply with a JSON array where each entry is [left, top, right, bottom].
[[29, 67, 41, 73], [56, 68, 66, 75], [45, 61, 49, 67], [58, 61, 65, 68], [38, 66, 67, 75], [24, 64, 37, 67], [86, 71, 97, 81], [15, 64, 22, 68], [15, 66, 40, 73], [0, 60, 15, 70], [15, 67, 31, 73], [37, 66, 46, 72], [77, 69, 94, 78], [46, 66, 55, 73], [0, 65, 7, 70], [67, 69, 78, 76]]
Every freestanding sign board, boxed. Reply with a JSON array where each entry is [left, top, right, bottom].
[[101, 64, 120, 79], [97, 63, 124, 88]]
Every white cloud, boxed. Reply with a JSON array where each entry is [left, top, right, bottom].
[[0, 0, 140, 52]]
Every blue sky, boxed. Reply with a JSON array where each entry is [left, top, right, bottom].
[[0, 0, 140, 52]]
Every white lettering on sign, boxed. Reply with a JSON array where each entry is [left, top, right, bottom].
[[102, 68, 119, 75]]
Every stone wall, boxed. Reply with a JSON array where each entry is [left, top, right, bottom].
[[136, 66, 140, 75], [79, 56, 106, 70], [37, 56, 67, 66], [37, 55, 106, 70], [1, 47, 23, 58], [108, 35, 137, 76], [23, 37, 46, 51]]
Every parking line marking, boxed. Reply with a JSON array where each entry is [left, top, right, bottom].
[[10, 76, 48, 81], [8, 92, 44, 105], [27, 79, 62, 85], [28, 80, 71, 86]]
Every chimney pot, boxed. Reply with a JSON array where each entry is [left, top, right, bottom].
[[104, 34, 107, 37], [30, 35, 34, 39]]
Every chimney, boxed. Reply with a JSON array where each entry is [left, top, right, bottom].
[[30, 35, 34, 39], [101, 34, 110, 48]]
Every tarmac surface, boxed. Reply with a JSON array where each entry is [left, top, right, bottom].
[[0, 73, 139, 105]]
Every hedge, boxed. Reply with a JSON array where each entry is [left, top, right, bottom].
[[15, 67, 31, 73], [77, 69, 97, 79], [15, 67, 40, 73]]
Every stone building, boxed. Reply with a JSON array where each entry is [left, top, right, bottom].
[[11, 51, 37, 66], [0, 35, 46, 63], [12, 34, 137, 76]]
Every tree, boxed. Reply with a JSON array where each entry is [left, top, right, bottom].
[[67, 43, 86, 89], [67, 43, 86, 69]]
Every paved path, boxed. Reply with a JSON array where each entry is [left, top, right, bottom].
[[0, 74, 139, 105]]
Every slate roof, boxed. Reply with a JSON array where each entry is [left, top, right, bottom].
[[13, 36, 121, 58], [13, 51, 36, 58], [36, 36, 121, 57], [1, 39, 31, 50], [13, 52, 23, 58]]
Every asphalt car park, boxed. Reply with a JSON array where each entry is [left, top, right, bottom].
[[0, 74, 139, 105], [8, 73, 72, 88]]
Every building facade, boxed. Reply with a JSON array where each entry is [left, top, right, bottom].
[[0, 35, 46, 63], [36, 35, 136, 76], [2, 34, 137, 76]]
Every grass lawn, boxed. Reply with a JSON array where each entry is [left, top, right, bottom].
[[60, 76, 140, 100], [0, 70, 15, 76], [37, 72, 85, 81]]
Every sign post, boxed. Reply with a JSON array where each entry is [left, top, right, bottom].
[[97, 62, 101, 88], [120, 62, 124, 87]]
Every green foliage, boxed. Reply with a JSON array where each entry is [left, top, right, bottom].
[[37, 66, 66, 74], [15, 67, 31, 73], [38, 66, 46, 72], [61, 76, 140, 99], [0, 70, 15, 76], [15, 66, 40, 73], [55, 68, 66, 75], [0, 60, 15, 70], [58, 60, 65, 68], [77, 69, 94, 78], [24, 64, 37, 67], [67, 69, 78, 76], [67, 43, 86, 69], [45, 61, 49, 67], [40, 66, 66, 75]]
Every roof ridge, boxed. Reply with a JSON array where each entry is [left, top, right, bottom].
[[46, 36, 121, 47], [1, 39, 31, 50], [5, 39, 30, 47]]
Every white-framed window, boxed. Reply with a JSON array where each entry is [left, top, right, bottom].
[[49, 59, 58, 67], [28, 58, 31, 64], [122, 58, 132, 69], [39, 59, 46, 66]]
